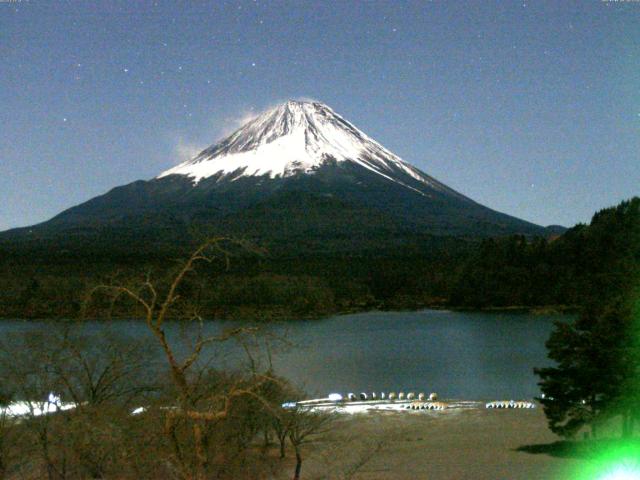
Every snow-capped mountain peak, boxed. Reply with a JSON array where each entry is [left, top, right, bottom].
[[157, 100, 445, 194], [6, 100, 546, 244]]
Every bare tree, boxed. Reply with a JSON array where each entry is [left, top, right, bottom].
[[51, 328, 157, 408], [273, 411, 290, 460], [287, 409, 335, 480], [0, 387, 18, 480], [0, 330, 73, 480], [0, 324, 157, 479], [87, 238, 283, 480], [0, 238, 311, 479]]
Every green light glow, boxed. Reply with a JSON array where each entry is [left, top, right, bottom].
[[599, 465, 640, 480], [571, 442, 640, 480]]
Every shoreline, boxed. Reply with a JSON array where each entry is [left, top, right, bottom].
[[0, 303, 578, 322]]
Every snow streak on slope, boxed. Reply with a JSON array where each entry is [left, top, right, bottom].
[[158, 100, 449, 195]]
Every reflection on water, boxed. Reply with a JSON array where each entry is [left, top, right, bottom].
[[1, 309, 563, 400]]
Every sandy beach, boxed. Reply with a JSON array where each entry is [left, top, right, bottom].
[[288, 405, 581, 480]]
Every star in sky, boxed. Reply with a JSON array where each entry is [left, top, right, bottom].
[[1, 0, 638, 231]]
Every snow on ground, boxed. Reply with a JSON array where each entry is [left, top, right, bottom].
[[1, 394, 76, 418]]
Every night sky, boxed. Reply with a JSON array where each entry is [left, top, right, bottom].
[[1, 1, 638, 231]]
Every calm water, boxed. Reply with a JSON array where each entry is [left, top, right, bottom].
[[1, 309, 564, 400]]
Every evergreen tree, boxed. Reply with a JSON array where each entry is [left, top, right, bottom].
[[535, 198, 640, 438]]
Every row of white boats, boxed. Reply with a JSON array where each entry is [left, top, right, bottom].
[[285, 392, 536, 413], [485, 400, 536, 409]]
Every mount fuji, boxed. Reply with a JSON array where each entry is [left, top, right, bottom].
[[158, 100, 463, 198], [2, 100, 548, 255]]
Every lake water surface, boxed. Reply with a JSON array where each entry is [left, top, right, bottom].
[[1, 309, 565, 400]]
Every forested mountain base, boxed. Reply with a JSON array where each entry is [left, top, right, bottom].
[[0, 249, 465, 320], [0, 198, 637, 320]]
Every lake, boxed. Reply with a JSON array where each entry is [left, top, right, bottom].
[[1, 309, 564, 400]]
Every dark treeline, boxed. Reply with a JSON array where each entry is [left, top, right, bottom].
[[0, 237, 469, 319], [535, 196, 640, 439], [452, 198, 639, 310], [0, 197, 637, 320]]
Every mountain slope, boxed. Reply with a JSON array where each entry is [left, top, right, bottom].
[[1, 100, 547, 255], [158, 100, 460, 196]]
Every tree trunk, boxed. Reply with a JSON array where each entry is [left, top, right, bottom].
[[293, 449, 302, 480], [193, 421, 207, 480], [279, 437, 286, 459], [0, 439, 5, 480], [41, 428, 59, 480]]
